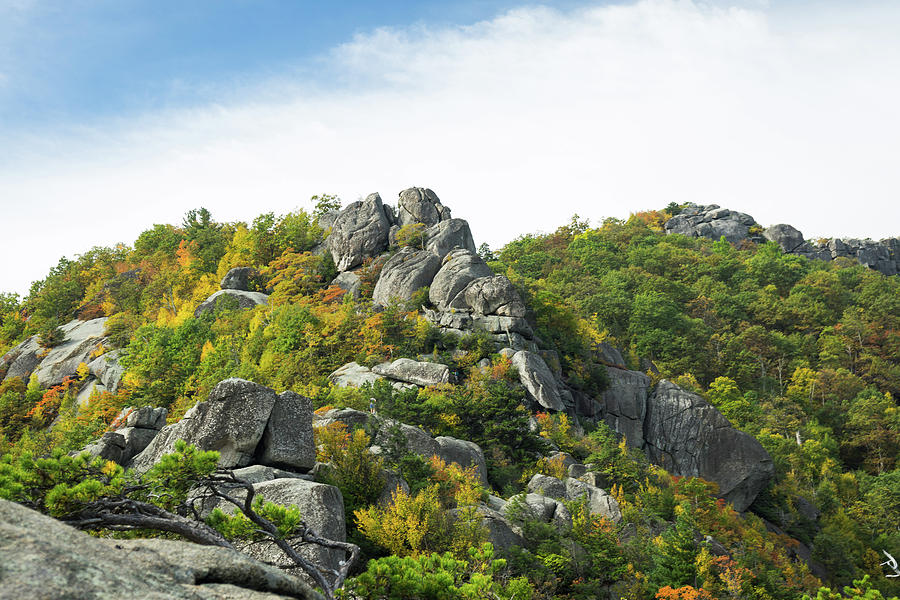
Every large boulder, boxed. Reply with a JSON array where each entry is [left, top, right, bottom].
[[328, 193, 392, 271], [397, 187, 451, 228], [1, 335, 41, 383], [313, 407, 371, 431], [329, 362, 382, 388], [87, 349, 125, 393], [502, 493, 572, 531], [511, 351, 565, 411], [435, 436, 488, 485], [259, 391, 315, 471], [449, 275, 526, 317], [373, 358, 450, 387], [527, 474, 622, 524], [763, 224, 805, 253], [425, 219, 476, 259], [220, 266, 257, 291], [601, 367, 651, 447], [32, 318, 108, 389], [237, 479, 347, 574], [645, 380, 774, 511], [330, 271, 361, 299], [429, 250, 494, 310], [0, 498, 322, 600], [374, 420, 440, 458], [129, 379, 277, 473], [372, 248, 442, 307], [474, 505, 526, 549], [194, 289, 268, 317]]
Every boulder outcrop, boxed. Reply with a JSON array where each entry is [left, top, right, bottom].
[[596, 371, 774, 511], [329, 362, 382, 388], [0, 498, 322, 600], [328, 193, 393, 271], [665, 203, 900, 276], [194, 289, 268, 317], [372, 248, 442, 307], [330, 271, 361, 299], [664, 204, 761, 246], [526, 473, 622, 524], [0, 335, 41, 383]]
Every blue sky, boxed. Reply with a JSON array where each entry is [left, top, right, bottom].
[[1, 1, 899, 296], [2, 1, 583, 133]]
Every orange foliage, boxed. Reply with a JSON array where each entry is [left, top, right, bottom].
[[26, 377, 77, 424], [655, 585, 717, 600]]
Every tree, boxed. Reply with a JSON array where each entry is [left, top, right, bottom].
[[0, 441, 359, 599]]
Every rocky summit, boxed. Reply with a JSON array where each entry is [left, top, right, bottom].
[[1, 186, 895, 599]]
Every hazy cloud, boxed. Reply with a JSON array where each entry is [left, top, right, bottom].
[[2, 0, 900, 295]]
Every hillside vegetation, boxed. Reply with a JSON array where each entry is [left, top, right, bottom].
[[0, 197, 897, 600]]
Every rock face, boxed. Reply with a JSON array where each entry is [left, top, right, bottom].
[[0, 335, 41, 383], [259, 391, 315, 471], [511, 351, 566, 411], [194, 289, 269, 317], [130, 379, 277, 473], [328, 193, 393, 271], [596, 372, 774, 510], [32, 318, 108, 389], [372, 248, 442, 307], [425, 218, 477, 259], [644, 380, 774, 512], [372, 358, 450, 387], [429, 250, 494, 310], [0, 498, 322, 600], [601, 367, 651, 447], [220, 266, 257, 291], [397, 187, 451, 228], [664, 204, 761, 246]]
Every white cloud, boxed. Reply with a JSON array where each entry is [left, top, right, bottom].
[[2, 0, 900, 296]]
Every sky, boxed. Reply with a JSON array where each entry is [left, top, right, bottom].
[[1, 0, 899, 297]]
